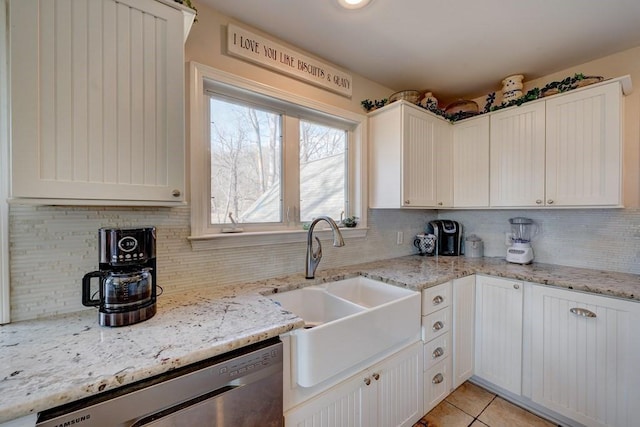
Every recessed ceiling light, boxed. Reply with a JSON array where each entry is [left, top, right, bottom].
[[337, 0, 372, 10]]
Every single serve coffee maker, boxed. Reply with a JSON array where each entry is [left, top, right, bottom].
[[83, 227, 158, 327]]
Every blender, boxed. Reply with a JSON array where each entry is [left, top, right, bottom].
[[506, 217, 535, 264]]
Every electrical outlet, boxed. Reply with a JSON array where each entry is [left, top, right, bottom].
[[396, 231, 404, 245]]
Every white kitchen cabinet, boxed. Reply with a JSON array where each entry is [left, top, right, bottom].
[[545, 81, 623, 206], [530, 285, 640, 427], [10, 0, 192, 205], [490, 79, 627, 208], [369, 101, 452, 209], [474, 275, 523, 395], [453, 116, 490, 207], [452, 275, 475, 388], [421, 282, 453, 413], [489, 102, 546, 207], [285, 341, 423, 427]]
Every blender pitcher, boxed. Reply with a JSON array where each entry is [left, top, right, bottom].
[[506, 217, 536, 264]]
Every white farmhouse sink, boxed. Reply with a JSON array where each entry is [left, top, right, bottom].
[[271, 276, 420, 387]]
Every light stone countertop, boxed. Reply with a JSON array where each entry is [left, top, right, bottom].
[[1, 255, 639, 423]]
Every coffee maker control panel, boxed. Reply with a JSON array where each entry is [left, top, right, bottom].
[[99, 227, 156, 266]]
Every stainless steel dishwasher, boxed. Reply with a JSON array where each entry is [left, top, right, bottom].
[[36, 338, 283, 427]]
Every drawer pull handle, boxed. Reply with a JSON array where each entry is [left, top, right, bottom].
[[570, 307, 597, 318], [432, 295, 444, 305], [372, 373, 380, 381], [432, 373, 444, 384], [432, 321, 444, 331], [432, 347, 444, 359], [364, 377, 371, 386]]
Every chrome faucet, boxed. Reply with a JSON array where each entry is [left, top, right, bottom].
[[305, 216, 345, 279]]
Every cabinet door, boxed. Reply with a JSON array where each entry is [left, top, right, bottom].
[[474, 275, 523, 395], [530, 285, 640, 427], [402, 105, 438, 207], [376, 341, 423, 427], [453, 116, 490, 207], [435, 119, 453, 208], [453, 275, 475, 388], [284, 371, 372, 427], [10, 0, 185, 203], [545, 82, 622, 207], [489, 102, 546, 207]]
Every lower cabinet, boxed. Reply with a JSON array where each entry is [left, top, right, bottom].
[[474, 275, 523, 395], [284, 341, 423, 427], [529, 285, 640, 427], [452, 275, 475, 388]]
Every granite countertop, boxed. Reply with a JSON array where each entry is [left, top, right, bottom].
[[1, 255, 639, 423]]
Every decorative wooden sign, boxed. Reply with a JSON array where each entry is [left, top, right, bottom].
[[227, 23, 353, 97]]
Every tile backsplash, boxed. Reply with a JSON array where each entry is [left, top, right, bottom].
[[9, 205, 640, 322], [8, 205, 434, 321]]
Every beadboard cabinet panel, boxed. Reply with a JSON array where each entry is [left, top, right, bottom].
[[489, 102, 546, 207], [545, 82, 622, 206], [403, 106, 438, 207], [530, 285, 640, 427], [453, 116, 490, 207], [10, 0, 185, 203]]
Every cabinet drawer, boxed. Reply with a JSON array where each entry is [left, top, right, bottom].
[[423, 332, 451, 371], [422, 282, 452, 315], [424, 357, 452, 413], [422, 307, 451, 341]]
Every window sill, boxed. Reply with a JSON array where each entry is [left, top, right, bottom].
[[188, 227, 368, 251]]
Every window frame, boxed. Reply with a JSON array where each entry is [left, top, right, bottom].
[[188, 62, 367, 249]]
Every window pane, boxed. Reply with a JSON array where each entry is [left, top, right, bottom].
[[299, 120, 347, 222], [209, 97, 282, 225]]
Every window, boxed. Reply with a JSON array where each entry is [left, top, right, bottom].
[[189, 63, 367, 247]]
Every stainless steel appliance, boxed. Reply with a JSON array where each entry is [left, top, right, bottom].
[[506, 217, 535, 264], [426, 220, 463, 256], [83, 227, 158, 327], [36, 338, 284, 427]]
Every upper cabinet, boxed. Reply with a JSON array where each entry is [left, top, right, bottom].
[[9, 0, 194, 205], [453, 115, 490, 208], [491, 79, 626, 208], [369, 77, 630, 210], [369, 101, 452, 209], [545, 82, 622, 207], [489, 102, 546, 207]]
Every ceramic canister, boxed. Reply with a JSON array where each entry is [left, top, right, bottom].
[[464, 234, 484, 258]]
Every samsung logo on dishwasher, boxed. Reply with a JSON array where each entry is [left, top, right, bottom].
[[52, 413, 91, 427]]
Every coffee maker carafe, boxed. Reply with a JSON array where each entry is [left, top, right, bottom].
[[83, 227, 157, 327]]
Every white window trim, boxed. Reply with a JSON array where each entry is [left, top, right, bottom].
[[1, 0, 10, 324], [187, 61, 368, 250]]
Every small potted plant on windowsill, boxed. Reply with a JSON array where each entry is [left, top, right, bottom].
[[342, 216, 358, 228]]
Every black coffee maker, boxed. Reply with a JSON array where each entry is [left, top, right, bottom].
[[83, 227, 157, 327], [426, 220, 463, 256]]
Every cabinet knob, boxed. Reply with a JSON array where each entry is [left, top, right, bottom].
[[432, 295, 444, 305], [536, 199, 542, 204], [432, 347, 444, 359], [432, 373, 444, 384], [172, 189, 182, 197], [432, 321, 444, 331], [547, 199, 554, 204], [363, 377, 371, 386], [570, 307, 597, 318], [372, 373, 380, 381], [404, 200, 410, 205], [438, 202, 443, 206], [513, 284, 520, 290]]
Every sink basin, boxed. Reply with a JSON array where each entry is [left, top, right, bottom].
[[271, 276, 420, 387]]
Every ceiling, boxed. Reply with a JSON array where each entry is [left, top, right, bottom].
[[198, 0, 640, 103]]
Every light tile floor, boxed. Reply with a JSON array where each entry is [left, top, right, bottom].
[[413, 382, 559, 427]]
